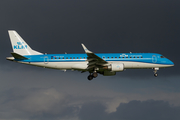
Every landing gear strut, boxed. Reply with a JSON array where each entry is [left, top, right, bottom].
[[153, 68, 159, 77], [92, 72, 98, 78], [87, 71, 98, 80]]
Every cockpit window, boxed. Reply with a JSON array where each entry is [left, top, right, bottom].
[[160, 56, 165, 58]]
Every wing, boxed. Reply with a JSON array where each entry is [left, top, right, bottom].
[[81, 44, 108, 70]]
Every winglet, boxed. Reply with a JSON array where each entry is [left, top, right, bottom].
[[81, 44, 93, 53]]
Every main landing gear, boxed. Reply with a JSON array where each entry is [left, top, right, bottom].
[[87, 72, 98, 80], [153, 68, 159, 77]]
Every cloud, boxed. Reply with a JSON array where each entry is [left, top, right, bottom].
[[0, 88, 79, 120], [78, 102, 107, 120], [0, 85, 180, 120], [112, 100, 180, 120], [1, 69, 180, 114], [18, 88, 66, 113], [79, 100, 180, 120]]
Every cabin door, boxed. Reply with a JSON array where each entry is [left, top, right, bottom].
[[152, 55, 157, 63], [44, 56, 49, 64]]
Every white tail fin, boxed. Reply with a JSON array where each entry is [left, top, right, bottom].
[[8, 30, 43, 55]]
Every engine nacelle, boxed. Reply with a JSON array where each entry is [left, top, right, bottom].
[[104, 63, 124, 72], [103, 71, 116, 76]]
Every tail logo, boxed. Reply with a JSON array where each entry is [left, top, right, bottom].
[[14, 42, 27, 49]]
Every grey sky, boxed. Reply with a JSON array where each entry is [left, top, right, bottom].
[[0, 0, 180, 120]]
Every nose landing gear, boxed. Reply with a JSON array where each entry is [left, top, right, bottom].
[[154, 73, 158, 77], [153, 68, 159, 77]]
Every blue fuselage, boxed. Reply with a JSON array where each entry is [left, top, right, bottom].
[[19, 53, 173, 66]]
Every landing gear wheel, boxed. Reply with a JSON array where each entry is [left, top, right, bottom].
[[154, 73, 158, 77], [153, 68, 159, 77], [88, 75, 93, 80], [93, 72, 98, 78]]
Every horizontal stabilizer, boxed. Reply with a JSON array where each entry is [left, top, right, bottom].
[[11, 52, 28, 60]]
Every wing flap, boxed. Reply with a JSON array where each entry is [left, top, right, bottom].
[[87, 65, 96, 70]]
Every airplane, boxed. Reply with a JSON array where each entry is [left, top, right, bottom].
[[6, 30, 174, 80]]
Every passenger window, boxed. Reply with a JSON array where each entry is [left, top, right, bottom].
[[133, 57, 135, 58], [141, 56, 143, 58], [130, 57, 132, 58], [108, 57, 109, 59], [73, 57, 75, 59], [77, 57, 78, 59], [51, 56, 53, 59], [66, 57, 68, 59], [126, 57, 128, 58], [111, 57, 113, 58], [160, 56, 165, 58], [137, 56, 139, 58], [115, 57, 117, 58]]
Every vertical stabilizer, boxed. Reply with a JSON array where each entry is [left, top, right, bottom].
[[8, 30, 42, 55]]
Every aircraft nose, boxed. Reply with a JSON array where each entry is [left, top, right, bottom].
[[168, 59, 174, 66]]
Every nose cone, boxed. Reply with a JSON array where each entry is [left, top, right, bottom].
[[167, 59, 174, 66]]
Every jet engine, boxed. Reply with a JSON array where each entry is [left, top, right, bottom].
[[103, 63, 124, 72]]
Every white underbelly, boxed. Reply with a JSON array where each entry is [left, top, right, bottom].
[[21, 61, 88, 70]]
